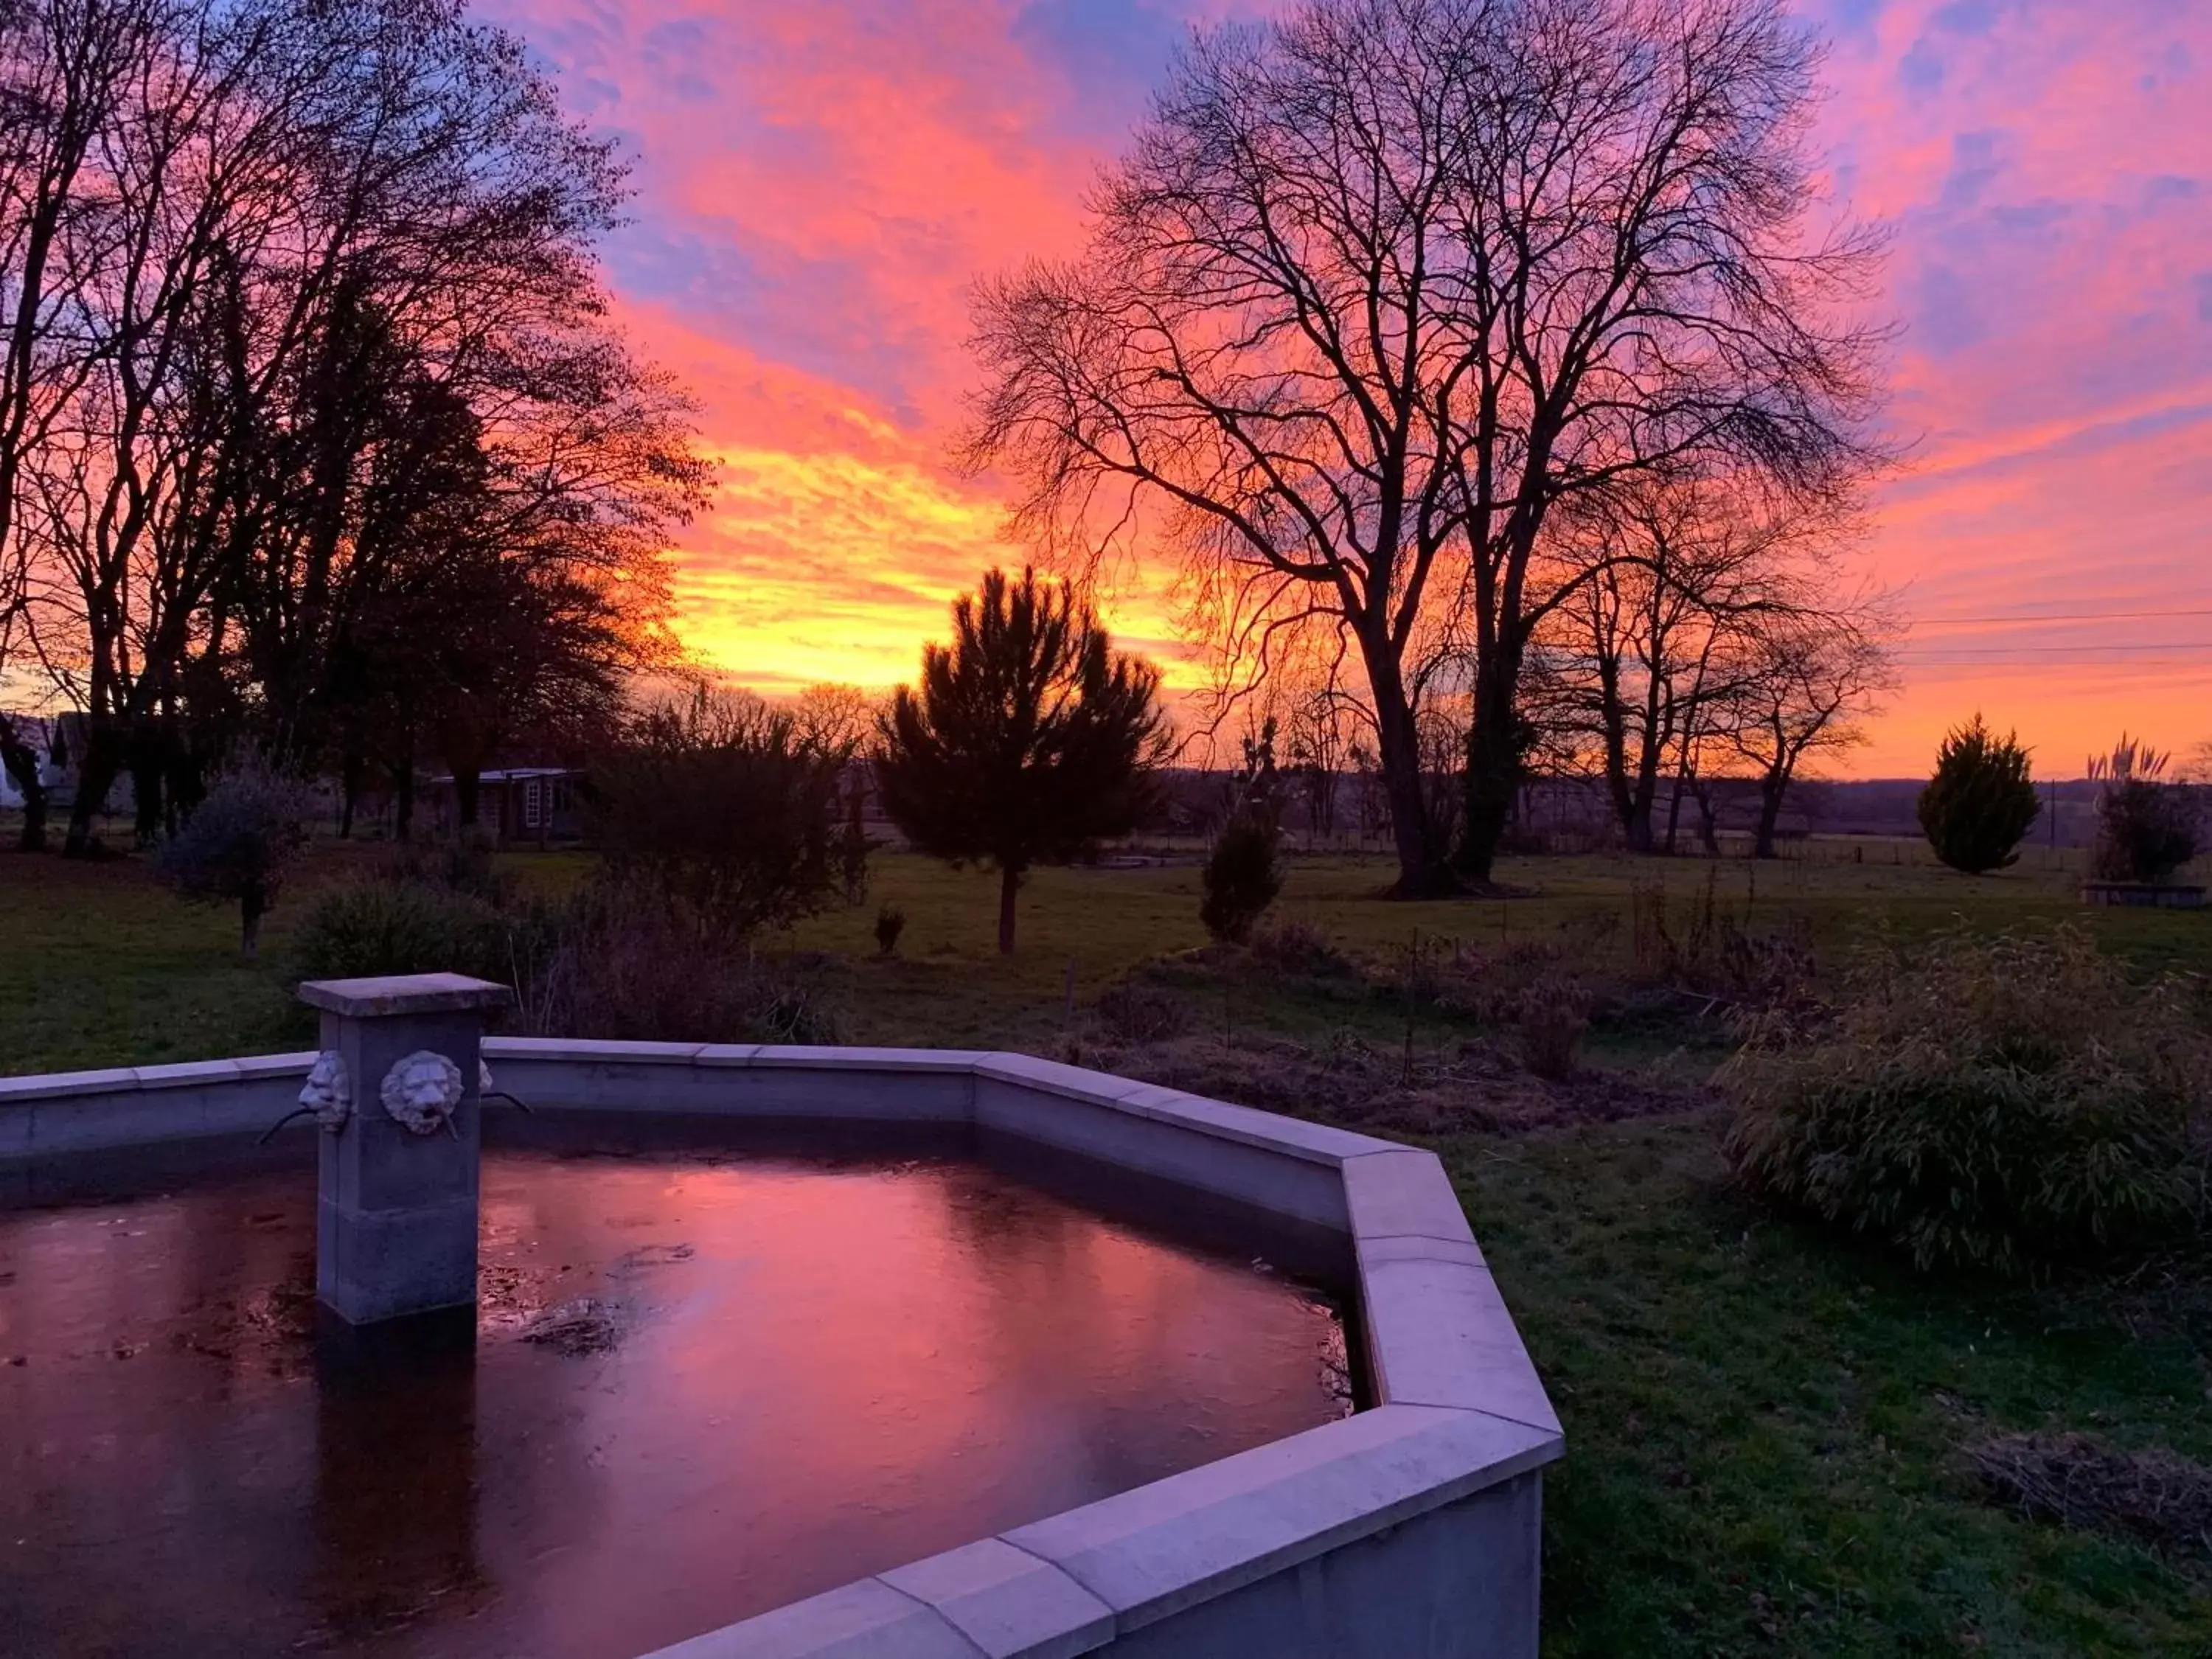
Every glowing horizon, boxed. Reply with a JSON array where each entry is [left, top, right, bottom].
[[484, 0, 2212, 779]]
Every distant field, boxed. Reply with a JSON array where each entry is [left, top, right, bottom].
[[2, 837, 2209, 1655]]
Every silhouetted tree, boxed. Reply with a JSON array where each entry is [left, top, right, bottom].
[[1730, 608, 1895, 860], [967, 0, 1889, 892], [0, 714, 46, 851], [1200, 817, 1281, 943], [153, 760, 314, 957], [1201, 714, 1287, 941], [875, 568, 1166, 952], [1918, 716, 2039, 875]]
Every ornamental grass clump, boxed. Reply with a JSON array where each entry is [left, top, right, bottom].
[[1725, 927, 2211, 1276]]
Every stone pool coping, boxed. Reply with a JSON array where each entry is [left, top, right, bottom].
[[0, 1040, 1562, 1658]]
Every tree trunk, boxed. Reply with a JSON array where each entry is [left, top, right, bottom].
[[455, 766, 481, 830], [1753, 771, 1787, 860], [0, 726, 46, 852], [241, 886, 266, 959], [63, 727, 125, 858], [1624, 792, 1656, 854], [997, 864, 1020, 954], [1358, 635, 1450, 896], [1455, 651, 1523, 885], [338, 749, 362, 839], [130, 727, 165, 847]]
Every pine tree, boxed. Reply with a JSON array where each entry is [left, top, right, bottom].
[[874, 568, 1166, 952]]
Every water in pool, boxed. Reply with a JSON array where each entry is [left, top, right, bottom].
[[0, 1133, 1350, 1658]]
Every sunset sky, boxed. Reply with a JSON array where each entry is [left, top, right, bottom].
[[480, 0, 2210, 777]]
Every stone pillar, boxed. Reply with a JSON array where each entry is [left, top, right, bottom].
[[298, 973, 513, 1325]]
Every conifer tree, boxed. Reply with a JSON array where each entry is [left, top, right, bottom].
[[876, 569, 1166, 952]]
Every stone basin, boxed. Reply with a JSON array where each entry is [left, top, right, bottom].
[[0, 1029, 1561, 1658]]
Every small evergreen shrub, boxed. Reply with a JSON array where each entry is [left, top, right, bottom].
[[1200, 814, 1282, 943], [1918, 715, 2039, 874], [153, 762, 314, 957], [1725, 928, 2211, 1276]]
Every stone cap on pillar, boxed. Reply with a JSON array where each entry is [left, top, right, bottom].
[[298, 973, 515, 1019]]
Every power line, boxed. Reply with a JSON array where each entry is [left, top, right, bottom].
[[1894, 641, 2212, 655], [1899, 658, 2212, 668], [1913, 607, 2212, 627]]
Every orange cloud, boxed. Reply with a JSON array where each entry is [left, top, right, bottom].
[[487, 0, 2211, 777]]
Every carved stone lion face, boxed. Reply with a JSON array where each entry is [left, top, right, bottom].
[[299, 1049, 352, 1133], [380, 1049, 465, 1136]]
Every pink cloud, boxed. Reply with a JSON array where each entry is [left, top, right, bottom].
[[487, 0, 2211, 775]]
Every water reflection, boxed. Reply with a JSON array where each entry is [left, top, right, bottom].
[[0, 1138, 1349, 1658], [310, 1310, 483, 1643]]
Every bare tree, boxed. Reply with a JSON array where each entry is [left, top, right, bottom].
[[1284, 683, 1350, 841], [0, 0, 154, 672], [967, 0, 1888, 892], [4, 0, 703, 849], [1725, 602, 1894, 858], [1528, 476, 1854, 852]]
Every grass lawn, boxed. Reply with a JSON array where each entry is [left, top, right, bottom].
[[3, 836, 2210, 1654]]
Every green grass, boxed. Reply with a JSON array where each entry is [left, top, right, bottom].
[[1450, 1114, 2212, 1656], [3, 838, 2210, 1653]]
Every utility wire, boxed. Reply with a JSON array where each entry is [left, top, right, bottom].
[[1912, 607, 2212, 626], [1894, 641, 2212, 654]]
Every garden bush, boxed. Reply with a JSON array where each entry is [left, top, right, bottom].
[[1094, 978, 1191, 1043], [2088, 737, 2200, 883], [1725, 928, 2211, 1275], [1514, 971, 1591, 1081], [1247, 916, 1354, 978], [294, 878, 521, 984], [588, 687, 851, 944], [523, 894, 840, 1044], [1200, 813, 1282, 943], [1918, 715, 2039, 874]]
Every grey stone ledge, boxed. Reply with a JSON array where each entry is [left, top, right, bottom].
[[1004, 1403, 1558, 1634], [298, 972, 514, 1018], [1360, 1256, 1561, 1436], [1110, 1085, 1397, 1166], [879, 1537, 1113, 1659], [130, 1058, 245, 1091], [1354, 1231, 1489, 1273], [0, 1065, 140, 1103], [692, 1043, 765, 1066], [752, 1045, 992, 1074], [1341, 1147, 1478, 1248], [234, 1050, 317, 1081], [638, 1577, 982, 1659], [481, 1037, 708, 1063], [973, 1054, 1155, 1105]]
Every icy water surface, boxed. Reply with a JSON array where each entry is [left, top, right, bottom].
[[0, 1134, 1350, 1658]]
